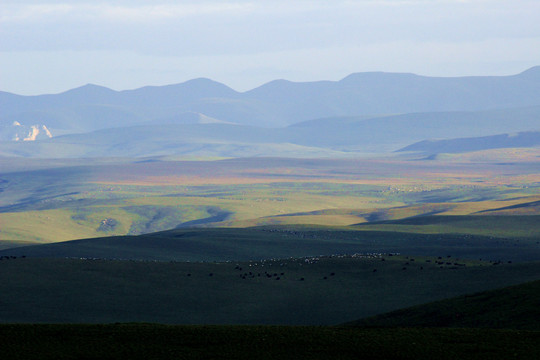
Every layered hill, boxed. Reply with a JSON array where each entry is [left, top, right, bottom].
[[1, 106, 540, 158]]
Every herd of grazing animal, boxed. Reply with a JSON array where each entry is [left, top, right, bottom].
[[1, 253, 507, 286]]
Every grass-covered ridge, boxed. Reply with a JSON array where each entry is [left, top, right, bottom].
[[2, 222, 539, 262], [347, 279, 540, 330]]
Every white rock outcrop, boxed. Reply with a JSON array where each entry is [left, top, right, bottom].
[[0, 122, 53, 141]]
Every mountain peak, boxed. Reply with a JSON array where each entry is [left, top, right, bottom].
[[127, 78, 238, 100], [73, 83, 112, 91], [183, 77, 222, 85], [517, 66, 540, 80], [179, 78, 238, 94], [339, 71, 420, 83], [61, 83, 116, 96]]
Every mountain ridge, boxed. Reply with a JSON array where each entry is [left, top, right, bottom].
[[4, 67, 540, 97], [2, 67, 540, 131], [2, 68, 540, 158]]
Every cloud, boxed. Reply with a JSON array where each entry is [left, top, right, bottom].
[[3, 36, 539, 95], [100, 4, 250, 22], [1, 0, 539, 58], [0, 1, 487, 25], [0, 4, 73, 23], [1, 2, 256, 24], [1, 0, 539, 94]]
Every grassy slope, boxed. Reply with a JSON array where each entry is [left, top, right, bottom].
[[0, 324, 538, 360], [0, 256, 538, 325], [2, 225, 540, 262], [347, 279, 540, 330], [353, 215, 540, 238]]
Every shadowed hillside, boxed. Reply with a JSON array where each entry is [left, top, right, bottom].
[[2, 224, 540, 262], [0, 255, 538, 325], [347, 279, 540, 330]]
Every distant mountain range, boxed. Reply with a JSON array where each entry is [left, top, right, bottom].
[[1, 67, 540, 158]]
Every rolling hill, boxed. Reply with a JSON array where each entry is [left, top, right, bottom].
[[2, 223, 539, 262], [347, 279, 540, 330], [1, 105, 540, 158], [398, 130, 540, 154]]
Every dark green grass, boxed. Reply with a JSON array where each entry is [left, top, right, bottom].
[[0, 324, 538, 360], [0, 256, 538, 325], [347, 279, 540, 330]]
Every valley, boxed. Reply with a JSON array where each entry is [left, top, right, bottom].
[[1, 154, 539, 245], [4, 0, 540, 356]]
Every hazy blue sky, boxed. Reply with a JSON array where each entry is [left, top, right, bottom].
[[2, 0, 540, 95]]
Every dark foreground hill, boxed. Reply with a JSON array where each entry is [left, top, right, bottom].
[[1, 325, 538, 360], [347, 279, 540, 330]]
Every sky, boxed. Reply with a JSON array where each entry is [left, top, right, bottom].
[[2, 0, 540, 95]]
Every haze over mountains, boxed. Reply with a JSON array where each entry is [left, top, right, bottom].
[[1, 67, 540, 158]]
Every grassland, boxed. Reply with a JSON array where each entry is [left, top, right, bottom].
[[0, 255, 538, 325], [1, 324, 538, 360], [3, 224, 540, 262], [1, 156, 539, 356], [1, 156, 540, 245]]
